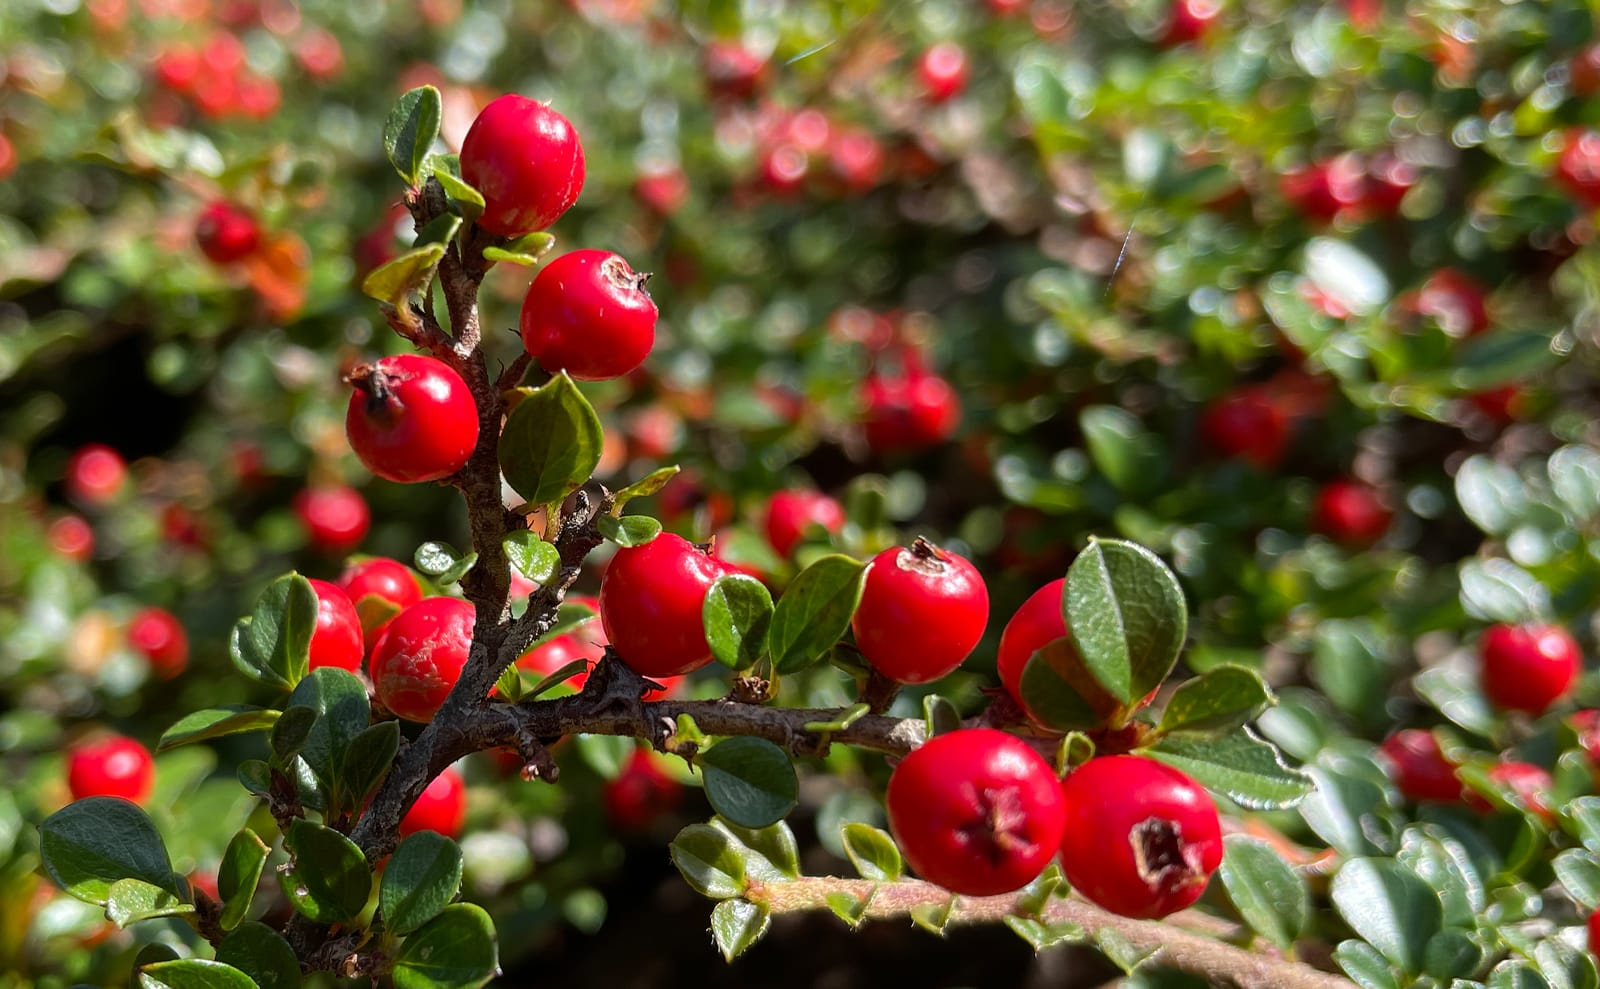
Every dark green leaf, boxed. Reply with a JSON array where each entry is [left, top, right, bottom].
[[698, 737, 799, 828], [135, 944, 181, 969], [1018, 639, 1121, 731], [612, 465, 680, 512], [711, 898, 770, 962], [432, 169, 484, 223], [1330, 857, 1444, 975], [769, 554, 866, 674], [596, 514, 662, 548], [392, 903, 498, 989], [341, 721, 401, 808], [498, 374, 603, 507], [360, 243, 445, 307], [1217, 835, 1308, 950], [412, 214, 461, 251], [216, 828, 269, 932], [383, 85, 442, 186], [269, 706, 317, 764], [215, 922, 300, 989], [1144, 729, 1314, 810], [237, 761, 270, 797], [1064, 538, 1188, 704], [137, 959, 258, 989], [106, 878, 194, 927], [923, 695, 962, 737], [283, 819, 371, 925], [1156, 666, 1273, 738], [669, 823, 748, 899], [1423, 930, 1485, 982], [1004, 917, 1086, 951], [1334, 940, 1400, 989], [840, 823, 901, 881], [158, 707, 280, 751], [287, 667, 371, 811], [703, 574, 773, 671], [382, 831, 464, 935], [482, 231, 556, 266], [1555, 849, 1600, 910], [39, 797, 176, 904], [229, 573, 318, 691], [503, 531, 559, 584]]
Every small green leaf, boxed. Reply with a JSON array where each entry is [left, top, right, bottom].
[[137, 959, 258, 989], [1330, 857, 1444, 975], [106, 878, 194, 927], [230, 573, 319, 691], [1065, 538, 1188, 704], [1144, 729, 1314, 810], [1095, 928, 1158, 973], [1218, 835, 1308, 951], [1550, 445, 1600, 523], [392, 903, 498, 989], [597, 514, 662, 548], [499, 373, 603, 507], [412, 213, 461, 250], [284, 819, 371, 925], [1423, 930, 1485, 982], [1555, 849, 1600, 910], [804, 703, 870, 733], [1157, 666, 1273, 738], [39, 797, 176, 905], [158, 707, 280, 751], [360, 243, 445, 307], [1458, 558, 1550, 624], [1004, 916, 1086, 951], [1455, 455, 1528, 539], [527, 658, 588, 699], [237, 761, 271, 797], [1334, 939, 1401, 989], [1014, 863, 1063, 916], [216, 828, 269, 932], [382, 831, 464, 935], [769, 554, 866, 674], [670, 823, 748, 899], [612, 465, 680, 513], [1080, 406, 1166, 495], [341, 721, 401, 808], [713, 818, 801, 879], [1056, 732, 1095, 773], [840, 823, 901, 881], [287, 667, 371, 811], [910, 897, 954, 934], [503, 531, 559, 584], [1489, 960, 1555, 989], [923, 695, 962, 737], [703, 575, 773, 671], [384, 85, 442, 186], [494, 664, 525, 703], [1018, 639, 1123, 731], [826, 891, 868, 927], [711, 898, 770, 962], [269, 706, 317, 764], [482, 231, 556, 266], [415, 541, 464, 577], [215, 922, 300, 989], [1533, 937, 1596, 989], [433, 169, 484, 223], [698, 737, 799, 829]]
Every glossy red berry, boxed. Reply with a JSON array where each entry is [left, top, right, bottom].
[[996, 578, 1067, 708], [604, 749, 683, 831], [195, 201, 261, 264], [1363, 152, 1417, 217], [294, 485, 370, 554], [1480, 622, 1581, 716], [1556, 129, 1600, 210], [599, 533, 733, 678], [886, 728, 1066, 896], [763, 489, 846, 558], [1058, 756, 1222, 919], [1200, 389, 1289, 468], [370, 597, 475, 723], [127, 607, 188, 680], [306, 579, 364, 673], [1311, 479, 1391, 547], [459, 94, 585, 237], [64, 444, 127, 506], [67, 734, 155, 804], [860, 371, 961, 454], [634, 163, 690, 216], [852, 538, 989, 685], [345, 354, 479, 484], [918, 42, 969, 103], [1378, 729, 1465, 804], [399, 766, 466, 838], [519, 250, 658, 381]]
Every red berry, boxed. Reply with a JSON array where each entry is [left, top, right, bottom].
[[763, 490, 846, 558], [1468, 384, 1524, 423], [399, 766, 466, 838], [604, 749, 683, 831], [758, 144, 810, 196], [1160, 0, 1221, 45], [152, 45, 201, 93], [1474, 761, 1555, 823], [459, 95, 585, 237], [64, 444, 127, 507], [918, 42, 970, 103], [1311, 479, 1391, 547], [195, 201, 261, 265], [886, 728, 1067, 896], [1408, 268, 1490, 337], [306, 579, 364, 673], [293, 485, 370, 554], [1480, 623, 1581, 716], [345, 354, 479, 484], [634, 163, 690, 216], [127, 607, 188, 680], [1280, 155, 1367, 224], [599, 533, 733, 678], [519, 250, 658, 381], [851, 538, 989, 685], [1589, 908, 1600, 957], [703, 41, 769, 100], [1363, 152, 1417, 217], [371, 597, 475, 723], [1572, 44, 1600, 98], [48, 514, 94, 562], [1200, 389, 1289, 468], [860, 371, 961, 454], [827, 128, 885, 195], [338, 556, 423, 650], [1572, 709, 1600, 766], [1556, 129, 1600, 210], [67, 734, 155, 804], [996, 578, 1067, 707], [1057, 756, 1222, 918], [1378, 729, 1465, 804]]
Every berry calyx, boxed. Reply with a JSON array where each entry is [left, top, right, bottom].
[[598, 533, 733, 678], [1311, 478, 1391, 547], [1057, 755, 1222, 919], [64, 444, 127, 507], [306, 578, 364, 673], [195, 200, 262, 264], [1200, 389, 1289, 468], [370, 597, 475, 723], [1479, 622, 1581, 716], [519, 250, 658, 381], [67, 734, 155, 804], [886, 728, 1067, 896], [294, 485, 370, 554], [127, 607, 188, 680], [399, 766, 466, 838], [763, 489, 846, 558], [459, 95, 585, 237], [345, 354, 479, 484], [851, 537, 989, 685], [1378, 729, 1465, 804]]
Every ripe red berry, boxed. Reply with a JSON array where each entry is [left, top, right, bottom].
[[598, 533, 733, 678], [1362, 152, 1417, 217], [1407, 268, 1490, 337], [918, 42, 970, 103], [1378, 729, 1465, 804], [1160, 0, 1221, 45], [338, 556, 424, 650], [370, 597, 475, 723], [195, 201, 262, 265], [519, 250, 658, 381], [459, 94, 586, 237], [604, 749, 683, 831], [1479, 622, 1581, 716], [1279, 154, 1367, 224], [1311, 479, 1391, 547], [1057, 755, 1222, 919], [399, 766, 466, 838], [1200, 389, 1289, 468], [345, 354, 479, 484], [851, 538, 989, 685], [763, 489, 846, 558], [996, 578, 1067, 708], [634, 163, 690, 216], [703, 40, 769, 100], [1556, 129, 1600, 210], [827, 128, 885, 195], [860, 370, 961, 454], [294, 485, 370, 554], [1572, 44, 1600, 98], [64, 444, 127, 507], [306, 579, 364, 673], [127, 607, 188, 680], [47, 514, 94, 562], [1589, 908, 1600, 957], [67, 734, 155, 804], [886, 728, 1066, 896]]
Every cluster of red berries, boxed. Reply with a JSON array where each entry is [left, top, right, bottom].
[[149, 33, 281, 123], [1278, 151, 1417, 225]]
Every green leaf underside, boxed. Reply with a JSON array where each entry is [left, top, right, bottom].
[[284, 819, 371, 925], [1218, 835, 1309, 950], [137, 958, 258, 989], [499, 374, 604, 507], [361, 244, 446, 307], [769, 554, 866, 674], [288, 667, 371, 808], [392, 903, 499, 989], [106, 878, 194, 927], [1065, 538, 1188, 704], [712, 898, 771, 962], [703, 574, 774, 671], [158, 707, 281, 751], [1144, 728, 1314, 810], [1019, 638, 1123, 731], [504, 530, 560, 584], [1157, 666, 1273, 737], [669, 823, 748, 899], [714, 818, 802, 879], [342, 721, 402, 808], [230, 572, 318, 690], [699, 736, 799, 828], [40, 797, 176, 905], [840, 822, 902, 881], [216, 828, 270, 932], [382, 831, 465, 936], [596, 514, 662, 547], [612, 465, 680, 512], [383, 85, 442, 186]]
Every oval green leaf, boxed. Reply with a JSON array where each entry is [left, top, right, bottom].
[[669, 823, 748, 900], [703, 574, 773, 671], [392, 903, 499, 989], [1143, 729, 1314, 810], [596, 514, 662, 548], [158, 707, 280, 751], [503, 531, 559, 584], [342, 721, 401, 809], [1330, 857, 1444, 975], [39, 797, 176, 905], [1217, 835, 1308, 951], [137, 959, 259, 989], [1156, 666, 1273, 738], [698, 736, 799, 829], [769, 554, 866, 674], [361, 243, 446, 307], [106, 878, 194, 928], [711, 898, 771, 962], [284, 819, 371, 925], [216, 828, 269, 932], [612, 465, 680, 512], [229, 572, 318, 691], [498, 373, 603, 507], [382, 831, 465, 936], [840, 823, 902, 881], [215, 921, 300, 989], [287, 667, 371, 810], [1064, 538, 1188, 704], [384, 85, 442, 186]]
